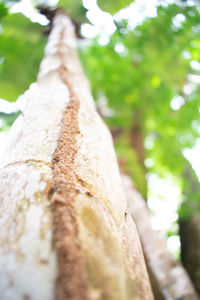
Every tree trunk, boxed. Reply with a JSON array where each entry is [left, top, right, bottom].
[[130, 108, 147, 199], [130, 109, 145, 166], [179, 216, 200, 294], [179, 160, 200, 294], [121, 173, 198, 300], [0, 13, 153, 300]]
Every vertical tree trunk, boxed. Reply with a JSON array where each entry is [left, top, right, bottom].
[[130, 109, 145, 166], [130, 108, 147, 199], [0, 13, 153, 300], [121, 173, 198, 300], [179, 216, 200, 294], [179, 161, 200, 294]]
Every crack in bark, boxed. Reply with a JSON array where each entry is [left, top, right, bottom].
[[50, 19, 89, 300]]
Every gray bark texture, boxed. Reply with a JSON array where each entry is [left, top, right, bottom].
[[0, 13, 153, 300]]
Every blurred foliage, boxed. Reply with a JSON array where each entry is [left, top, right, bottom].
[[58, 0, 88, 23], [58, 0, 133, 18], [81, 3, 200, 217], [0, 3, 8, 19], [97, 0, 133, 14], [57, 0, 134, 22], [0, 12, 46, 101], [0, 111, 20, 130]]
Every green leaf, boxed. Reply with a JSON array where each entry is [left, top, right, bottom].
[[97, 0, 133, 14]]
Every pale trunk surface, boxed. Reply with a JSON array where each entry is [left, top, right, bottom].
[[121, 173, 198, 300], [0, 14, 153, 300]]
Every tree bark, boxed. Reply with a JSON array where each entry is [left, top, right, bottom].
[[0, 13, 153, 300], [121, 173, 198, 300]]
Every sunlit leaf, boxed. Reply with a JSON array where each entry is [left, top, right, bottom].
[[97, 0, 133, 14]]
